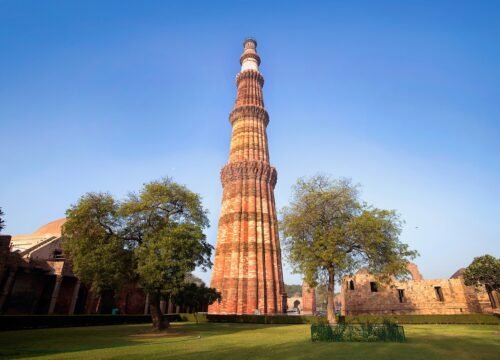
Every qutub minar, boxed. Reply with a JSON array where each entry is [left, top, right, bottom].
[[209, 39, 287, 314]]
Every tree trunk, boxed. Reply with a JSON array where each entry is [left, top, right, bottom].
[[149, 292, 169, 331], [95, 295, 102, 314], [327, 269, 337, 324]]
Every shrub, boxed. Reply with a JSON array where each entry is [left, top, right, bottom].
[[206, 314, 326, 324], [180, 313, 208, 323], [205, 314, 499, 325], [311, 323, 406, 342]]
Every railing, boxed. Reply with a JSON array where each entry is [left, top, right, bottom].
[[311, 323, 406, 342]]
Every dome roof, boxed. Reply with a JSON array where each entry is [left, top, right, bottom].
[[450, 268, 466, 279], [33, 218, 66, 237]]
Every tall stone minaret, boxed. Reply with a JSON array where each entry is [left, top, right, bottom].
[[209, 39, 286, 314]]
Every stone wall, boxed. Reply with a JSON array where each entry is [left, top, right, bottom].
[[301, 282, 316, 315], [5, 270, 49, 314], [115, 283, 147, 314], [286, 295, 302, 312], [0, 236, 11, 289], [341, 266, 497, 315]]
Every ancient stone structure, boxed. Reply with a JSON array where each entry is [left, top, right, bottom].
[[286, 294, 302, 314], [1, 219, 208, 315], [286, 282, 317, 314], [10, 218, 67, 252], [301, 282, 316, 315], [340, 263, 498, 315], [209, 39, 287, 314]]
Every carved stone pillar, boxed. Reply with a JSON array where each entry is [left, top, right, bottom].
[[48, 275, 63, 314], [144, 293, 150, 315], [68, 280, 81, 315], [167, 297, 174, 314]]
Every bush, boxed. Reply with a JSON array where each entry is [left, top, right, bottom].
[[206, 314, 327, 324], [180, 313, 208, 323], [311, 322, 406, 342], [205, 314, 499, 325]]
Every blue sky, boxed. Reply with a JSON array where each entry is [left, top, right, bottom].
[[1, 0, 499, 285]]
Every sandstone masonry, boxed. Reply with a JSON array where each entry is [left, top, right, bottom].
[[209, 39, 287, 314], [340, 264, 498, 315]]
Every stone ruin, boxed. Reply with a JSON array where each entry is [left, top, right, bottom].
[[340, 263, 498, 315]]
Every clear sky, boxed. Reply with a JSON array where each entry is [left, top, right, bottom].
[[1, 0, 499, 285]]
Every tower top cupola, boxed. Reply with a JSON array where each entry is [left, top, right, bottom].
[[240, 38, 261, 72]]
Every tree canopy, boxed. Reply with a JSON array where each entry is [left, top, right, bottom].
[[62, 178, 214, 330], [284, 284, 302, 297], [463, 254, 500, 292], [63, 193, 132, 297], [280, 175, 417, 323], [173, 282, 221, 323]]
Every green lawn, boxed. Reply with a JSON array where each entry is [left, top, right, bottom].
[[0, 323, 498, 360]]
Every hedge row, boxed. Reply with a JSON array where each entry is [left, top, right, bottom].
[[205, 314, 323, 324], [204, 314, 500, 325], [2, 313, 498, 331], [0, 314, 183, 331], [344, 314, 500, 325]]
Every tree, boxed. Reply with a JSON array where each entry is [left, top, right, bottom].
[[62, 178, 212, 331], [280, 175, 417, 324], [463, 255, 500, 293], [121, 179, 211, 330], [62, 193, 133, 312], [173, 282, 221, 323], [0, 207, 5, 232], [285, 284, 302, 297], [314, 284, 329, 312]]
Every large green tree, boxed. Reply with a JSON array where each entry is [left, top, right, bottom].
[[62, 178, 213, 331], [280, 175, 417, 324], [62, 193, 132, 312], [463, 255, 500, 292], [121, 179, 212, 330]]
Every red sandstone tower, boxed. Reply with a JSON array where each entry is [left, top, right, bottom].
[[209, 39, 287, 314]]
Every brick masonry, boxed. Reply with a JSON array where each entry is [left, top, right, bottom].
[[209, 39, 286, 314], [301, 282, 316, 315], [340, 264, 498, 315]]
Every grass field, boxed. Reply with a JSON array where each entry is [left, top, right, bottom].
[[0, 323, 498, 360]]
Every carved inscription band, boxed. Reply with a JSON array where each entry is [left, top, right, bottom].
[[229, 105, 269, 126], [220, 161, 277, 187], [236, 69, 264, 87]]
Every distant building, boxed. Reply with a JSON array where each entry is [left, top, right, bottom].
[[340, 263, 498, 315], [285, 282, 316, 315], [1, 219, 206, 315]]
